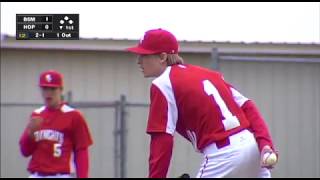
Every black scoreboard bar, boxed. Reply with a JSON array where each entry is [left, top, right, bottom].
[[16, 14, 79, 40]]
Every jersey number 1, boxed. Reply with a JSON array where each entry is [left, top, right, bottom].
[[203, 80, 240, 130]]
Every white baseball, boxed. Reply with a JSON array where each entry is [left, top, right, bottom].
[[263, 152, 277, 166]]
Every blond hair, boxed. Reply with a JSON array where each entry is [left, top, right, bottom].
[[166, 54, 184, 66]]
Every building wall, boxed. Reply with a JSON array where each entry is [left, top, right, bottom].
[[1, 49, 152, 178], [220, 60, 320, 177], [1, 47, 319, 177]]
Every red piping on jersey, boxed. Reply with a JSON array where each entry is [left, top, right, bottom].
[[200, 156, 209, 178]]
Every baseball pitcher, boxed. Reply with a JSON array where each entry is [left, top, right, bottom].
[[127, 28, 278, 178]]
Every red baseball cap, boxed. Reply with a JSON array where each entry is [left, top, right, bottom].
[[126, 28, 179, 55], [39, 70, 64, 87]]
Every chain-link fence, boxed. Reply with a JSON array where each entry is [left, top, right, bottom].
[[1, 93, 149, 178]]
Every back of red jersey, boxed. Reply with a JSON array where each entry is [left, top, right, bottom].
[[147, 64, 250, 152]]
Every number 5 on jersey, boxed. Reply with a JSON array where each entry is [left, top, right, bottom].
[[53, 143, 62, 157]]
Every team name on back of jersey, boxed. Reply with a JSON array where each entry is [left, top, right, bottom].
[[34, 129, 64, 144]]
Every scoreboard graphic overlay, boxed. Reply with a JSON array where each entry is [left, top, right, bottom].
[[16, 14, 79, 40]]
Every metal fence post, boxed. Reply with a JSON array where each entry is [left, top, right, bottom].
[[211, 48, 219, 70], [119, 94, 127, 178], [114, 100, 120, 178], [66, 91, 73, 103], [114, 95, 127, 178]]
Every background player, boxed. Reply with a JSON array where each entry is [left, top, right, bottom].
[[19, 70, 93, 178], [127, 28, 278, 178]]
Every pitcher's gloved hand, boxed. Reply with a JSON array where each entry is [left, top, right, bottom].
[[27, 116, 43, 139]]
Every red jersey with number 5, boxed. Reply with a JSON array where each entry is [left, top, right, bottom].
[[20, 103, 93, 174], [146, 64, 250, 152]]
